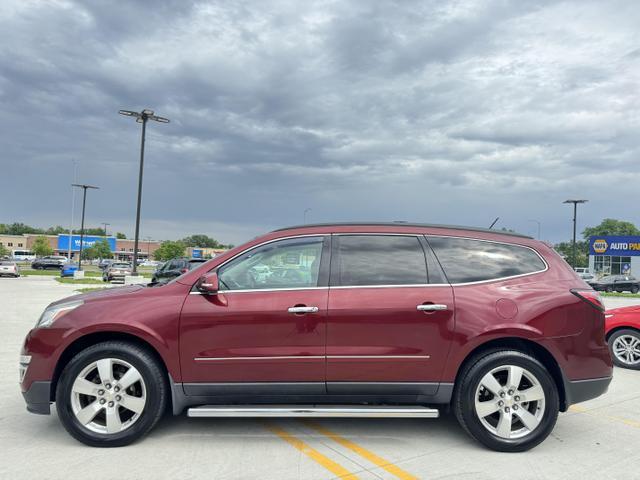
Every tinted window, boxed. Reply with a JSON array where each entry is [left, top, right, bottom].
[[428, 237, 546, 283], [335, 235, 427, 286], [218, 237, 324, 290]]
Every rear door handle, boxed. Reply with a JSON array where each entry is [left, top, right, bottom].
[[288, 306, 319, 314], [417, 304, 448, 312]]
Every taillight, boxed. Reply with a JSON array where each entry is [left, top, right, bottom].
[[571, 288, 604, 312], [181, 268, 188, 273]]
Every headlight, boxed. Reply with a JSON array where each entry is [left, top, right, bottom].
[[35, 300, 83, 328]]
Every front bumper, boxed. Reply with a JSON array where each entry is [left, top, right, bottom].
[[563, 376, 612, 409], [22, 381, 52, 415]]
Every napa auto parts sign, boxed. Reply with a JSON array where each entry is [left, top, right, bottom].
[[589, 236, 640, 256]]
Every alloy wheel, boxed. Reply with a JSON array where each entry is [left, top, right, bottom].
[[612, 335, 640, 366], [474, 365, 546, 439], [70, 358, 147, 434]]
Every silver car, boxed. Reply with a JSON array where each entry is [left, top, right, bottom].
[[0, 260, 20, 277], [102, 262, 132, 283]]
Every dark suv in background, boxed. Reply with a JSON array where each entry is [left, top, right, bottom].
[[588, 275, 640, 293], [151, 257, 207, 284], [31, 257, 65, 270], [20, 223, 611, 452]]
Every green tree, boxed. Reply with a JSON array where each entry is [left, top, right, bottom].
[[32, 236, 53, 257], [154, 241, 186, 261], [180, 234, 229, 249], [116, 232, 127, 239], [0, 244, 10, 257], [582, 218, 640, 239], [554, 241, 589, 268]]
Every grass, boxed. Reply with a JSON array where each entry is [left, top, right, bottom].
[[601, 292, 640, 298], [54, 277, 107, 285], [75, 287, 110, 293], [20, 269, 102, 277]]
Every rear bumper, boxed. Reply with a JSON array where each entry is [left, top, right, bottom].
[[563, 376, 612, 409], [22, 381, 52, 415]]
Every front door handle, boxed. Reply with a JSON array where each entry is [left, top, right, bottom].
[[288, 306, 319, 314], [417, 304, 448, 312]]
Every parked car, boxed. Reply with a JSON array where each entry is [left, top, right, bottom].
[[151, 257, 207, 284], [605, 305, 640, 370], [578, 272, 594, 281], [140, 260, 162, 268], [0, 260, 20, 277], [31, 257, 65, 270], [102, 262, 132, 283], [20, 223, 612, 451], [60, 265, 79, 278], [588, 275, 640, 293], [98, 259, 116, 270]]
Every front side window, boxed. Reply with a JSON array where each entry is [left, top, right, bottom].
[[218, 237, 324, 291], [334, 235, 428, 286], [428, 237, 546, 284]]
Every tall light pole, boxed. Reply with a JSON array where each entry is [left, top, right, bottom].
[[72, 184, 99, 270], [563, 199, 588, 269], [119, 108, 169, 274], [528, 219, 541, 239], [102, 222, 110, 237], [67, 160, 78, 261], [304, 208, 312, 224]]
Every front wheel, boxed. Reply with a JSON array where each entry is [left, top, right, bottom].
[[453, 350, 559, 452], [55, 341, 167, 447], [608, 329, 640, 370], [631, 286, 639, 294]]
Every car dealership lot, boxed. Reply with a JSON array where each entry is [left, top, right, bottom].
[[2, 276, 640, 480]]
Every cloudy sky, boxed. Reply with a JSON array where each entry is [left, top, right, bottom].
[[1, 0, 638, 245]]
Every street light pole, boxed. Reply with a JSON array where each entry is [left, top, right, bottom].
[[102, 223, 110, 237], [528, 219, 541, 239], [304, 208, 312, 224], [563, 199, 588, 269], [72, 184, 99, 270], [67, 160, 77, 262], [119, 108, 169, 274]]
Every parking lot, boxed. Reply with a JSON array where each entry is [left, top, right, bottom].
[[2, 276, 640, 480]]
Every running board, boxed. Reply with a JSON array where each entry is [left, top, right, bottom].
[[187, 405, 439, 418]]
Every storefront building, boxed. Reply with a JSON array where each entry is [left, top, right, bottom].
[[588, 235, 640, 276]]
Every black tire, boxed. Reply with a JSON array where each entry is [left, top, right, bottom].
[[55, 341, 167, 447], [608, 329, 640, 370], [631, 286, 639, 294], [453, 349, 559, 452], [606, 286, 613, 293]]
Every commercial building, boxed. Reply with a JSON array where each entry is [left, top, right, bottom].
[[588, 235, 640, 276]]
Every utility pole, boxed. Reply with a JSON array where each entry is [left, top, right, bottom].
[[72, 184, 99, 270], [102, 223, 110, 237], [563, 199, 588, 269], [119, 108, 169, 274]]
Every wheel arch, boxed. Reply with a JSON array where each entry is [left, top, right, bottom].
[[606, 325, 640, 341], [452, 336, 568, 411], [50, 331, 173, 411]]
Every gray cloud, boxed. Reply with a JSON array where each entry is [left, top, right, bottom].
[[0, 0, 638, 244]]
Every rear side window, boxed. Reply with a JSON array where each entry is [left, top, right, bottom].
[[427, 237, 546, 284], [334, 235, 428, 286]]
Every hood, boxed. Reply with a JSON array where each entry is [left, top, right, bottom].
[[51, 285, 145, 306], [606, 305, 640, 315]]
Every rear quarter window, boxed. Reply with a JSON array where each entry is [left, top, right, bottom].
[[427, 236, 546, 284]]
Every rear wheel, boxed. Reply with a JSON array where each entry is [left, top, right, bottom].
[[55, 341, 167, 447], [608, 329, 640, 370], [454, 350, 559, 452], [631, 286, 639, 294]]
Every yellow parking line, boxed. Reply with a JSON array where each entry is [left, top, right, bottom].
[[264, 423, 360, 480], [569, 405, 640, 429], [304, 421, 419, 480]]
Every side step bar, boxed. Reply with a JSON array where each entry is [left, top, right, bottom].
[[187, 405, 439, 418]]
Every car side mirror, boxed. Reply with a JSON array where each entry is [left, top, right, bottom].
[[197, 272, 219, 294]]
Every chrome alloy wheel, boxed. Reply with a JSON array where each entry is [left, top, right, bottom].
[[474, 365, 546, 439], [612, 335, 640, 366], [70, 358, 147, 434]]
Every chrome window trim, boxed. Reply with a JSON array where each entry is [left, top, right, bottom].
[[425, 234, 549, 286], [189, 286, 329, 295], [194, 355, 430, 361], [211, 234, 326, 293]]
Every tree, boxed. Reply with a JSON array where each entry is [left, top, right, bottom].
[[554, 241, 589, 268], [32, 236, 53, 257], [582, 219, 640, 239], [180, 234, 229, 249], [154, 241, 186, 261], [116, 232, 127, 239], [0, 244, 10, 258]]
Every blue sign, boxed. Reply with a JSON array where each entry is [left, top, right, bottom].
[[589, 236, 640, 257], [57, 235, 116, 252], [192, 249, 203, 258]]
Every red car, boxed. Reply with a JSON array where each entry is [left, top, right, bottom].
[[20, 223, 612, 451], [606, 305, 640, 369]]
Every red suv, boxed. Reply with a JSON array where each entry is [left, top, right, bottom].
[[20, 223, 612, 451]]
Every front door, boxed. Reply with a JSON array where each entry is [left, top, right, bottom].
[[326, 234, 455, 395], [179, 236, 330, 396]]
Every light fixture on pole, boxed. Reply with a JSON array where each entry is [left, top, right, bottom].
[[563, 199, 588, 269], [119, 108, 169, 274], [72, 184, 99, 270]]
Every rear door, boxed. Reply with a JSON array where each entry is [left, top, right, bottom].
[[326, 234, 455, 395]]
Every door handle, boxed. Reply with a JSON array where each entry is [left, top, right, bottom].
[[417, 304, 448, 312], [288, 306, 319, 314]]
